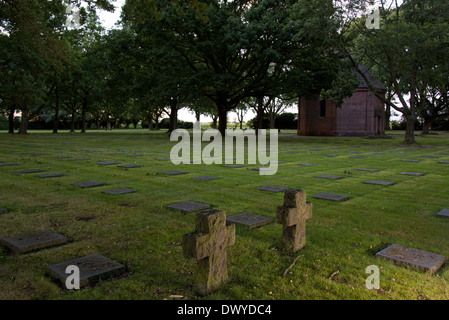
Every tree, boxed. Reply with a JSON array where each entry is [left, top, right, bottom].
[[338, 0, 449, 143]]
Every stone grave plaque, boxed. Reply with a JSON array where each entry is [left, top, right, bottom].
[[221, 165, 244, 168], [192, 176, 220, 181], [1, 230, 67, 254], [55, 156, 72, 159], [118, 164, 142, 169], [357, 168, 379, 172], [257, 185, 290, 193], [160, 171, 188, 175], [97, 161, 119, 166], [439, 161, 449, 164], [166, 201, 211, 213], [400, 172, 425, 176], [0, 163, 18, 167], [37, 173, 64, 179], [73, 181, 105, 189], [48, 254, 126, 288], [0, 207, 7, 214], [20, 169, 46, 174], [69, 158, 88, 161], [402, 159, 420, 162], [298, 163, 316, 166], [324, 155, 339, 157], [314, 174, 343, 180], [102, 188, 137, 195], [421, 156, 438, 158], [312, 193, 350, 202], [350, 156, 365, 159], [226, 213, 273, 228], [376, 244, 446, 274], [436, 209, 449, 218], [363, 180, 395, 186]]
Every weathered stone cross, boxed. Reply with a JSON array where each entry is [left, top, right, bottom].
[[183, 209, 236, 296], [276, 189, 313, 254]]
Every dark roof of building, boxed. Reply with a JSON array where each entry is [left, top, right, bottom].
[[355, 65, 386, 90]]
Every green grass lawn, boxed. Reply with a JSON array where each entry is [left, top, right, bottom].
[[1, 129, 449, 300]]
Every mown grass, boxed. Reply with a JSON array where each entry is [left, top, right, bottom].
[[1, 129, 449, 300]]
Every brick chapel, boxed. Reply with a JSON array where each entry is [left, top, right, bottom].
[[297, 65, 387, 137]]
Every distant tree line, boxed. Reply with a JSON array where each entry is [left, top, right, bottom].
[[1, 0, 448, 143]]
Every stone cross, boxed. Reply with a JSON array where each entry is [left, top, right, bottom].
[[183, 209, 236, 296], [276, 189, 313, 254]]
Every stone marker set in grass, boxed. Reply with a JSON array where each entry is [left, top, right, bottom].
[[37, 173, 64, 179], [166, 201, 211, 213], [257, 185, 290, 193], [276, 189, 313, 254], [161, 170, 188, 176], [192, 176, 220, 181], [183, 209, 235, 296], [363, 180, 395, 186], [48, 254, 126, 288], [357, 168, 379, 172], [20, 169, 46, 174], [97, 161, 120, 166], [436, 209, 449, 218], [118, 164, 142, 169], [312, 193, 350, 202], [314, 174, 343, 180], [0, 207, 8, 214], [376, 244, 446, 274], [400, 172, 425, 176], [226, 212, 273, 229], [102, 188, 137, 195], [0, 230, 67, 254], [73, 181, 105, 189], [0, 163, 18, 167]]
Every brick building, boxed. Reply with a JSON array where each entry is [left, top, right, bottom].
[[297, 66, 387, 137]]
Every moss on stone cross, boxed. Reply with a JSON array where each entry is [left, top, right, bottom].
[[182, 209, 236, 296], [276, 189, 313, 254]]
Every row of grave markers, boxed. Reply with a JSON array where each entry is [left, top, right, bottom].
[[1, 149, 449, 296]]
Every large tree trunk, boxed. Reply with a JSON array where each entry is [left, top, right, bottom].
[[404, 113, 416, 144], [385, 105, 391, 130], [81, 97, 87, 133], [8, 107, 14, 134], [422, 118, 431, 135], [218, 108, 227, 136], [70, 108, 75, 133], [169, 103, 178, 133], [18, 105, 29, 135], [269, 111, 276, 129], [255, 96, 264, 135], [53, 87, 60, 134], [148, 111, 154, 130]]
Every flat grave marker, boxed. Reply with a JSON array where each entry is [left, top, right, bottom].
[[20, 169, 46, 174], [439, 161, 449, 164], [166, 201, 211, 213], [356, 168, 379, 172], [402, 159, 420, 162], [298, 163, 316, 166], [160, 171, 188, 176], [1, 230, 67, 254], [73, 181, 105, 189], [314, 174, 343, 180], [102, 188, 137, 195], [48, 254, 126, 288], [118, 164, 142, 169], [97, 161, 120, 166], [226, 213, 273, 229], [221, 165, 244, 168], [37, 173, 64, 179], [0, 163, 18, 167], [363, 180, 395, 186], [312, 193, 350, 202], [376, 244, 446, 274], [257, 185, 290, 193], [436, 209, 449, 218], [400, 172, 425, 176], [0, 207, 7, 214], [192, 176, 220, 181]]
